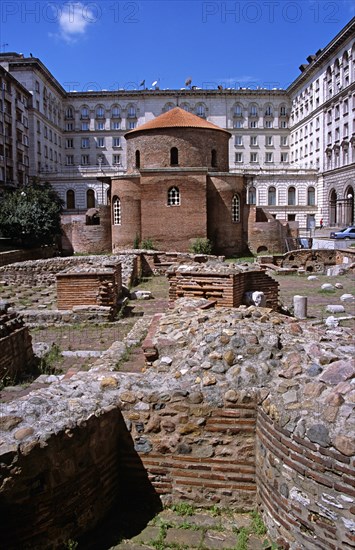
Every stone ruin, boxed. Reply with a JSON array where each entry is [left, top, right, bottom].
[[0, 252, 354, 550], [167, 262, 279, 310]]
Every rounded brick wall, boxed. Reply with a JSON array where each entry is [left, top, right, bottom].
[[126, 127, 230, 172], [111, 177, 141, 251]]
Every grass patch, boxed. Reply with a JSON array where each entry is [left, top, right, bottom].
[[250, 511, 267, 536], [235, 527, 249, 550], [318, 288, 336, 294], [38, 343, 63, 374]]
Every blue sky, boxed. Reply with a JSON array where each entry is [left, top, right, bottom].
[[1, 1, 354, 92]]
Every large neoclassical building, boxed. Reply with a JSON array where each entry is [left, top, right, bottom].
[[0, 17, 354, 248]]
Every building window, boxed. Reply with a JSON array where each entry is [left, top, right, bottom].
[[235, 135, 243, 146], [264, 120, 273, 128], [112, 121, 120, 130], [249, 120, 257, 128], [128, 121, 136, 129], [280, 121, 288, 128], [235, 152, 243, 163], [66, 155, 74, 165], [113, 137, 121, 147], [280, 106, 287, 116], [307, 186, 315, 206], [250, 152, 258, 163], [196, 104, 205, 117], [81, 138, 89, 148], [87, 189, 95, 208], [249, 104, 258, 116], [170, 147, 179, 166], [266, 136, 273, 146], [96, 137, 105, 148], [281, 136, 288, 146], [81, 107, 89, 119], [250, 136, 257, 146], [280, 153, 288, 163], [234, 104, 243, 116], [135, 150, 140, 168], [112, 196, 121, 225], [211, 149, 217, 167], [234, 120, 243, 128], [81, 154, 90, 165], [249, 186, 256, 204], [265, 105, 273, 116], [232, 194, 240, 222], [288, 186, 296, 206], [66, 189, 75, 209], [81, 122, 89, 131], [128, 106, 136, 118], [168, 186, 180, 206], [113, 154, 121, 165], [112, 106, 121, 118], [65, 107, 74, 119], [265, 152, 273, 163], [268, 186, 276, 206], [96, 106, 105, 118], [96, 122, 105, 130], [66, 138, 74, 148]]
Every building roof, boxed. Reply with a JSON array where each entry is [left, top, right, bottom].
[[126, 106, 231, 137]]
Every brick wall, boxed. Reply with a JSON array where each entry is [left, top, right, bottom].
[[0, 304, 35, 380], [126, 127, 230, 172], [56, 267, 121, 310], [0, 409, 132, 550], [248, 206, 292, 255], [256, 408, 355, 550], [61, 206, 112, 255], [167, 269, 279, 309]]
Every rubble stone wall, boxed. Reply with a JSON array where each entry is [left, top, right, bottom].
[[0, 247, 56, 268]]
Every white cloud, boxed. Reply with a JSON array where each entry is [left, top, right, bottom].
[[52, 3, 96, 43]]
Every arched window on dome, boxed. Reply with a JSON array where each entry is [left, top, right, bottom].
[[170, 147, 179, 166], [168, 187, 180, 206], [211, 149, 217, 168], [66, 189, 75, 209], [112, 196, 121, 225], [135, 150, 140, 168], [232, 194, 240, 222]]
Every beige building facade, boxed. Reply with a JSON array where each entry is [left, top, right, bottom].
[[0, 17, 354, 231]]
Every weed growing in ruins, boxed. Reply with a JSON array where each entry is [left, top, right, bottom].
[[64, 541, 78, 550], [133, 233, 140, 249], [250, 510, 267, 536], [170, 503, 196, 517], [38, 343, 63, 374], [189, 237, 213, 255], [318, 288, 336, 294], [141, 237, 156, 250], [235, 527, 249, 550], [0, 370, 13, 391]]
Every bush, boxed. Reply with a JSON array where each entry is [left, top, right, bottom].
[[189, 237, 213, 255], [0, 182, 63, 246], [141, 237, 155, 250]]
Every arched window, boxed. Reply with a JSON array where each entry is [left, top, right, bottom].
[[66, 189, 75, 209], [234, 103, 243, 116], [288, 186, 296, 206], [81, 106, 89, 119], [249, 186, 256, 205], [87, 189, 95, 208], [65, 106, 74, 119], [112, 196, 121, 225], [168, 186, 180, 206], [170, 147, 179, 166], [265, 104, 273, 116], [211, 149, 217, 168], [268, 186, 276, 206], [135, 150, 140, 168], [111, 105, 121, 118], [128, 105, 136, 118], [249, 104, 258, 117], [196, 104, 205, 117], [96, 106, 105, 119], [232, 194, 240, 222], [307, 186, 315, 206]]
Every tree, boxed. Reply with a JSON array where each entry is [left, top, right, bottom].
[[0, 182, 63, 246]]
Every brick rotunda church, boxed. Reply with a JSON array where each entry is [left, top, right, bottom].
[[109, 107, 247, 255]]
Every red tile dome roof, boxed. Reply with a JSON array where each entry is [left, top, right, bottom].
[[126, 107, 230, 136]]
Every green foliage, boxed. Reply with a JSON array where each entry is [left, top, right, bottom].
[[250, 510, 267, 536], [0, 182, 63, 246], [141, 237, 155, 250], [38, 343, 63, 374], [0, 370, 14, 391], [235, 527, 249, 550], [189, 237, 213, 255], [170, 503, 195, 517], [133, 233, 140, 249], [64, 541, 78, 550]]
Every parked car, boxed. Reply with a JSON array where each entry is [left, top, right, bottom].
[[329, 226, 355, 239]]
